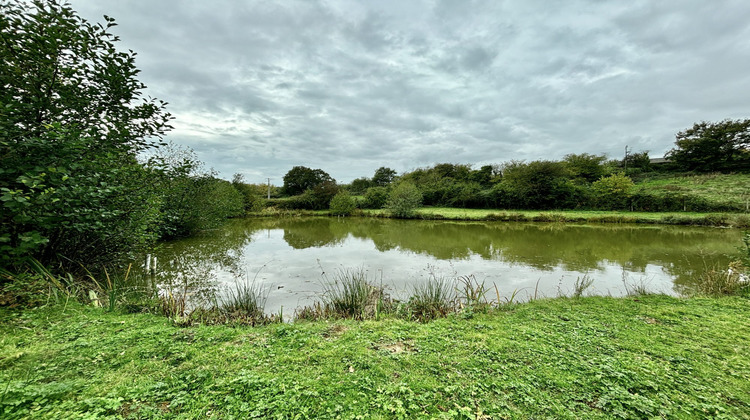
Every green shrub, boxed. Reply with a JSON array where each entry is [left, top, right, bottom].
[[362, 186, 389, 209], [592, 173, 634, 210], [329, 191, 356, 216], [386, 182, 423, 218]]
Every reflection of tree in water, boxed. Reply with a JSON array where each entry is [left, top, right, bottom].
[[152, 218, 262, 291], [152, 217, 742, 297], [270, 218, 741, 286], [281, 218, 347, 249]]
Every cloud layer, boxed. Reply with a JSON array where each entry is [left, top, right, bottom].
[[72, 0, 750, 183]]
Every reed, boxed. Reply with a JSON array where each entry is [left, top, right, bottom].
[[408, 274, 457, 321], [319, 267, 380, 320], [220, 277, 269, 321], [572, 275, 595, 298]]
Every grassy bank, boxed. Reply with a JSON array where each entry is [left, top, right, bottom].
[[358, 207, 750, 228], [634, 173, 750, 209], [2, 295, 749, 419]]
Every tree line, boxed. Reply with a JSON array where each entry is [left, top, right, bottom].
[[271, 118, 749, 216]]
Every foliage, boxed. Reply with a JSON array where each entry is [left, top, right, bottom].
[[666, 119, 750, 172], [499, 160, 580, 209], [0, 1, 171, 268], [591, 173, 635, 210], [299, 180, 340, 210], [329, 191, 356, 216], [231, 174, 266, 212], [348, 177, 372, 195], [386, 182, 423, 218], [563, 153, 610, 183], [362, 186, 389, 209], [623, 150, 652, 173], [282, 166, 334, 196], [150, 144, 243, 237], [371, 167, 397, 187]]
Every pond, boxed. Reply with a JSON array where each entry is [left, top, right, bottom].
[[148, 217, 742, 317]]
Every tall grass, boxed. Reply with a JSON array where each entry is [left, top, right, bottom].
[[572, 275, 595, 298], [220, 277, 269, 321], [457, 274, 491, 307], [408, 274, 456, 321], [690, 261, 749, 297], [319, 267, 382, 320]]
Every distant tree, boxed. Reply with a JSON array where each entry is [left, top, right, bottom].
[[301, 180, 339, 210], [282, 166, 334, 196], [372, 167, 397, 187], [468, 165, 498, 187], [666, 119, 750, 172], [563, 153, 609, 183], [231, 173, 265, 212], [349, 177, 373, 195], [386, 182, 423, 218], [500, 160, 578, 209], [623, 151, 652, 173]]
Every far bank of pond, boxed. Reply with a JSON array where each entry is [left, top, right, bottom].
[[148, 217, 743, 316]]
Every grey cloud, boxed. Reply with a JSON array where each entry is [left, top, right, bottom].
[[71, 0, 750, 182]]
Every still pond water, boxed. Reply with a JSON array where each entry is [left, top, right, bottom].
[[151, 217, 742, 316]]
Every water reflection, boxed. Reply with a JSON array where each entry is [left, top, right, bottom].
[[150, 217, 742, 313]]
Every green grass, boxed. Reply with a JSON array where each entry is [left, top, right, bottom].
[[634, 173, 750, 207], [359, 207, 750, 227], [2, 295, 749, 419]]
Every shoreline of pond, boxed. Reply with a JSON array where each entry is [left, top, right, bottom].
[[247, 207, 750, 228]]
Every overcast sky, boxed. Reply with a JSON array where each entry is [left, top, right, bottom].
[[71, 0, 750, 184]]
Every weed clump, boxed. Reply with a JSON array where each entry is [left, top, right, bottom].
[[691, 261, 749, 297], [300, 267, 387, 320], [408, 275, 457, 322]]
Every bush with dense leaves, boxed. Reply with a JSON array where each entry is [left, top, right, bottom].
[[0, 1, 171, 268], [329, 192, 356, 216], [386, 182, 423, 218]]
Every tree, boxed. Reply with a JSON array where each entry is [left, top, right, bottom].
[[500, 160, 578, 209], [623, 151, 652, 173], [563, 153, 609, 183], [362, 186, 389, 209], [666, 119, 750, 172], [282, 166, 334, 196], [372, 167, 397, 187], [0, 0, 172, 268], [348, 177, 372, 195], [386, 182, 423, 218]]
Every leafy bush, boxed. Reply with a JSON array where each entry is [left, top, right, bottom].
[[362, 187, 389, 209], [591, 173, 634, 210], [0, 2, 171, 269], [386, 182, 423, 218], [329, 191, 356, 216], [500, 160, 579, 209]]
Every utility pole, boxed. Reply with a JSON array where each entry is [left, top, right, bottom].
[[267, 178, 271, 199], [624, 145, 630, 172]]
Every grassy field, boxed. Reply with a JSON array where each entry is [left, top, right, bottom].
[[354, 207, 750, 228], [2, 295, 749, 419], [634, 173, 750, 209]]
